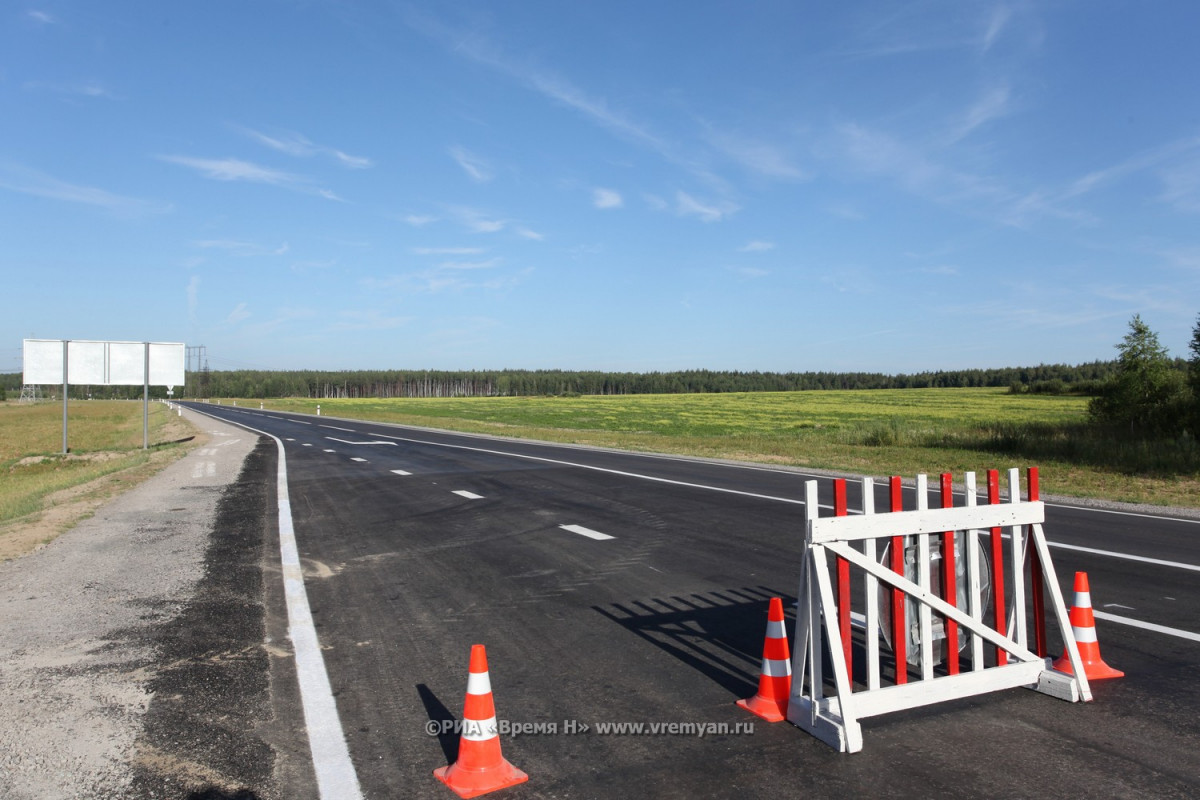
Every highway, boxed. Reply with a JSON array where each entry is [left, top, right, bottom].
[[183, 402, 1200, 799]]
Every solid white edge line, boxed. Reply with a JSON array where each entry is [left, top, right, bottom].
[[187, 408, 363, 799], [1093, 610, 1200, 643], [559, 524, 615, 540], [1046, 540, 1200, 573], [390, 469, 412, 476]]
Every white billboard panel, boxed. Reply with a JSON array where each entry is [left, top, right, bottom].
[[23, 339, 186, 387]]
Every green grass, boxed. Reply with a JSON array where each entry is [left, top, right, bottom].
[[231, 388, 1199, 508], [0, 400, 190, 524]]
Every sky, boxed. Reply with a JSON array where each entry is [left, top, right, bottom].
[[3, 1, 1200, 376]]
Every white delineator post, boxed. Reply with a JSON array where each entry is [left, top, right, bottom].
[[788, 469, 1090, 753]]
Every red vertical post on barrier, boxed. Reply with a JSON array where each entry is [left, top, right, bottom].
[[889, 476, 907, 684], [987, 469, 1008, 666], [939, 473, 960, 674], [834, 479, 852, 685], [1028, 467, 1047, 657]]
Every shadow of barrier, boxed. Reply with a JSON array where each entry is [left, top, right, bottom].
[[593, 586, 795, 698], [791, 468, 1091, 753]]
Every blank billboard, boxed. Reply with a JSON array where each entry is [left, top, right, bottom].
[[23, 340, 186, 387]]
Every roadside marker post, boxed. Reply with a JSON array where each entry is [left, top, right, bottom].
[[788, 469, 1091, 753]]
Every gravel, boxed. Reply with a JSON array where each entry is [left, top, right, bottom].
[[0, 410, 258, 799]]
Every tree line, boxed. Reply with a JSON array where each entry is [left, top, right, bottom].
[[155, 361, 1125, 401]]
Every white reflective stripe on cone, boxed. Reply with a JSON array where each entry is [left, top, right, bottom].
[[1075, 592, 1092, 607], [467, 671, 492, 695], [460, 716, 500, 742], [762, 657, 792, 677], [766, 620, 787, 639], [1072, 625, 1098, 643]]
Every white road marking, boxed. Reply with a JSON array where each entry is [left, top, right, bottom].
[[350, 457, 368, 463], [453, 490, 484, 500], [324, 449, 336, 453], [321, 425, 357, 432], [1104, 603, 1135, 610], [185, 409, 363, 798], [559, 524, 614, 541], [325, 437, 397, 446], [303, 443, 313, 447], [390, 469, 412, 476], [1093, 611, 1200, 644], [1046, 541, 1200, 573]]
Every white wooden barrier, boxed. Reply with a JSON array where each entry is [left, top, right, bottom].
[[788, 469, 1091, 753]]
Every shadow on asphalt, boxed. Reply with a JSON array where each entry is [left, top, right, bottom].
[[592, 585, 795, 697], [417, 682, 460, 763]]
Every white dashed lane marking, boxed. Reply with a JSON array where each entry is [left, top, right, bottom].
[[453, 490, 484, 500], [559, 524, 614, 541]]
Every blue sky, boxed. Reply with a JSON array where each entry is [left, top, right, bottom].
[[3, 2, 1199, 375]]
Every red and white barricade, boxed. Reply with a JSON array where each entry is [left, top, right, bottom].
[[788, 468, 1091, 753]]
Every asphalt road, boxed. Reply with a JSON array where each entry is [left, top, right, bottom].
[[184, 402, 1200, 800]]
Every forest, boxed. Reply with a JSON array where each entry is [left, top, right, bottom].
[[0, 359, 1141, 401]]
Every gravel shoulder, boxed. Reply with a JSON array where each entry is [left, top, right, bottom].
[[0, 409, 282, 799]]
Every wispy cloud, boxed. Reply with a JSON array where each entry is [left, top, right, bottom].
[[187, 276, 200, 321], [26, 10, 54, 24], [448, 205, 506, 234], [0, 162, 163, 215], [449, 146, 493, 182], [191, 239, 289, 257], [944, 85, 1012, 144], [23, 80, 117, 99], [593, 188, 623, 209], [739, 240, 775, 253], [225, 302, 251, 325], [158, 155, 344, 200], [413, 246, 486, 255], [403, 214, 438, 227], [737, 267, 770, 278], [328, 310, 412, 331], [516, 227, 545, 241], [676, 191, 737, 223], [234, 125, 373, 168], [706, 129, 809, 181]]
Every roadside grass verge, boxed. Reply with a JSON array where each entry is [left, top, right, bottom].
[[230, 388, 1200, 508], [0, 401, 198, 535]]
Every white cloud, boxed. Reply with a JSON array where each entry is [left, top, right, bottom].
[[190, 239, 289, 257], [449, 146, 493, 182], [158, 154, 343, 200], [739, 240, 775, 253], [738, 267, 770, 278], [439, 258, 501, 270], [413, 247, 486, 255], [234, 126, 374, 169], [26, 10, 54, 24], [676, 191, 737, 223], [707, 131, 808, 181], [593, 188, 623, 209], [944, 85, 1012, 144], [159, 155, 299, 184], [225, 302, 251, 325], [23, 80, 116, 99], [0, 162, 161, 214], [516, 227, 545, 241], [449, 206, 506, 234], [404, 214, 438, 226], [187, 275, 201, 320]]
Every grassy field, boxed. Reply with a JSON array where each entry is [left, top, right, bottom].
[[0, 400, 198, 557], [234, 388, 1198, 508]]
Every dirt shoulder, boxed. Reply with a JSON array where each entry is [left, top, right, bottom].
[[0, 408, 262, 799]]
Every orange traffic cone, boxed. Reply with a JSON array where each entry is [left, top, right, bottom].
[[736, 597, 792, 722], [434, 645, 529, 798], [1053, 572, 1124, 680]]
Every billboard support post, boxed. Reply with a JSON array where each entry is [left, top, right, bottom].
[[143, 342, 150, 450], [62, 340, 69, 454]]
